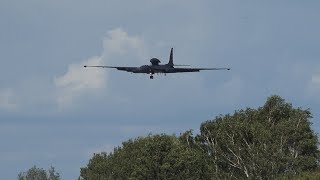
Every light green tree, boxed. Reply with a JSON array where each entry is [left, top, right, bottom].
[[18, 166, 60, 180], [199, 95, 319, 179], [79, 95, 319, 179], [80, 134, 211, 180]]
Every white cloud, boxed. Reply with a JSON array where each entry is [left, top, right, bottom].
[[54, 28, 146, 108], [54, 56, 106, 108], [103, 28, 146, 57], [311, 74, 320, 87], [307, 73, 320, 98], [0, 89, 17, 111]]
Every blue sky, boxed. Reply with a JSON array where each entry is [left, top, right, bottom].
[[1, 0, 320, 179]]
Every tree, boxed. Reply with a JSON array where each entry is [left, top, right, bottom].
[[199, 95, 319, 179], [79, 95, 319, 179], [18, 166, 60, 180], [280, 168, 320, 179], [80, 134, 211, 180]]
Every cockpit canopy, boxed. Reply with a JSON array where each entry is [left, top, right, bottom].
[[150, 58, 161, 65]]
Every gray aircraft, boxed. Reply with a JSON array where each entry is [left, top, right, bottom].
[[84, 48, 230, 79]]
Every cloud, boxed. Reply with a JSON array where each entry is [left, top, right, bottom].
[[54, 56, 106, 108], [103, 28, 146, 58], [311, 74, 320, 87], [54, 28, 146, 108], [0, 89, 17, 111], [307, 73, 320, 98]]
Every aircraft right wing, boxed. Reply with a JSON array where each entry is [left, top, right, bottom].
[[84, 65, 138, 72], [172, 67, 230, 73]]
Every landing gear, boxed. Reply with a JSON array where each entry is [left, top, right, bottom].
[[150, 75, 154, 79]]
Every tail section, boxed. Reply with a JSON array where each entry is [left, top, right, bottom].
[[166, 48, 190, 67], [167, 48, 174, 67]]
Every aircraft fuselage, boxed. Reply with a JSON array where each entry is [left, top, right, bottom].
[[134, 64, 178, 74]]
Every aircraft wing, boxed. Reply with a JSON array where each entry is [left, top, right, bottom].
[[172, 67, 230, 73], [84, 65, 138, 72]]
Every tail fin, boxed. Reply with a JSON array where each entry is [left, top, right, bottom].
[[166, 48, 190, 67], [167, 48, 174, 66]]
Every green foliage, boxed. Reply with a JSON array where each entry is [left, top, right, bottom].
[[278, 168, 320, 179], [80, 133, 211, 180], [199, 95, 319, 179], [79, 95, 319, 179], [18, 166, 60, 180]]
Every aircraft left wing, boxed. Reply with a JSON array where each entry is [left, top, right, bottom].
[[84, 65, 138, 72], [172, 67, 230, 73]]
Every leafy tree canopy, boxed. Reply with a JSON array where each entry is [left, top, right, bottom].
[[80, 133, 211, 180], [199, 95, 319, 179], [79, 95, 319, 179], [18, 166, 60, 180]]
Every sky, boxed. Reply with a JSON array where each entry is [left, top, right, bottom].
[[1, 0, 320, 179]]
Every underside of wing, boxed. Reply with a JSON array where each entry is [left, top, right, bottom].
[[171, 67, 230, 73], [84, 65, 138, 72]]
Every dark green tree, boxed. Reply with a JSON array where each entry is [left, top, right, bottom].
[[18, 166, 60, 180], [199, 95, 319, 179], [280, 168, 320, 179], [80, 134, 211, 180]]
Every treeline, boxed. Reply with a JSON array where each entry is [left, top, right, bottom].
[[19, 96, 320, 179], [18, 166, 59, 180]]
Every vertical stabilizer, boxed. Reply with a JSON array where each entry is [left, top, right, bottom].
[[168, 48, 174, 66]]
